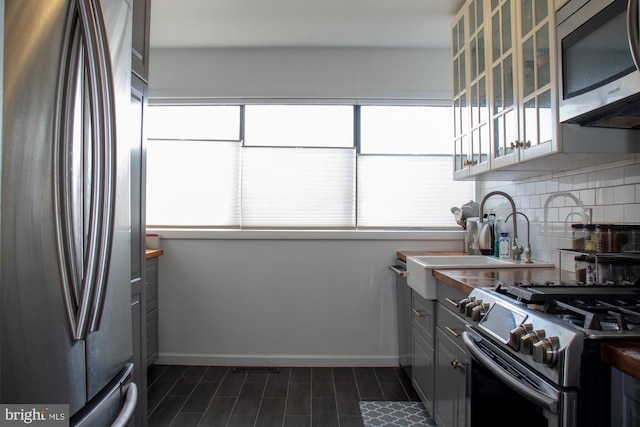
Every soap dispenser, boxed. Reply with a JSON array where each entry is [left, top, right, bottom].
[[499, 232, 511, 259]]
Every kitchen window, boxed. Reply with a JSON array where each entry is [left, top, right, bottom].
[[145, 103, 473, 229]]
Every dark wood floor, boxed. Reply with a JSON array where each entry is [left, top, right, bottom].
[[147, 365, 420, 427]]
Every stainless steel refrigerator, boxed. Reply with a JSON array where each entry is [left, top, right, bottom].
[[1, 0, 137, 425]]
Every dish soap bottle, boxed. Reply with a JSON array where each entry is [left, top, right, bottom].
[[493, 218, 501, 258], [499, 232, 511, 259]]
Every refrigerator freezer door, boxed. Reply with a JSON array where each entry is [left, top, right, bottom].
[[71, 363, 137, 427]]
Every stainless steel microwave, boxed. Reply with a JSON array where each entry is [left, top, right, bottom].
[[557, 0, 640, 128]]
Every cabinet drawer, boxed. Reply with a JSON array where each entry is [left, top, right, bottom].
[[436, 303, 467, 348], [412, 292, 435, 345], [436, 281, 467, 319]]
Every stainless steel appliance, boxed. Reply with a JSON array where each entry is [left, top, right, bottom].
[[390, 260, 412, 377], [1, 0, 136, 425], [557, 0, 640, 128], [460, 282, 640, 427]]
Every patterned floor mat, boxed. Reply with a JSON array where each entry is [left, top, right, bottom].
[[359, 401, 437, 427]]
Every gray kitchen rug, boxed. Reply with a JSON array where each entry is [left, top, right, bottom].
[[359, 401, 436, 427]]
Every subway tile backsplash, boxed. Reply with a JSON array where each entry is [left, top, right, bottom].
[[476, 155, 640, 265]]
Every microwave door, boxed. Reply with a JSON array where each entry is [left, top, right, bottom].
[[558, 0, 640, 126], [629, 0, 640, 71]]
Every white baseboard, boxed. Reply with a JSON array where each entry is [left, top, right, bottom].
[[156, 352, 399, 367]]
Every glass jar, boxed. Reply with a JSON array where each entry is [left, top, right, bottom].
[[595, 224, 621, 253], [584, 224, 597, 252], [621, 225, 640, 253], [574, 254, 587, 283], [571, 224, 585, 251], [585, 255, 597, 284], [596, 256, 639, 285]]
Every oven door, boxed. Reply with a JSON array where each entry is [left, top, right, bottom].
[[462, 329, 578, 427]]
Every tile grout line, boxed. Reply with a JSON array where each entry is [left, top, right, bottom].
[[169, 366, 208, 427], [224, 369, 247, 427]]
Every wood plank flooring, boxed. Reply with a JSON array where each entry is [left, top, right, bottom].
[[147, 365, 420, 427]]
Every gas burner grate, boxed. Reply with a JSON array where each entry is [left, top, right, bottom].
[[543, 298, 640, 331]]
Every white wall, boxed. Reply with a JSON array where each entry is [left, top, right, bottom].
[[155, 235, 462, 366], [149, 47, 451, 101], [148, 46, 461, 367]]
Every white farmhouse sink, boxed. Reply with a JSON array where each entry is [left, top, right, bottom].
[[406, 255, 554, 300]]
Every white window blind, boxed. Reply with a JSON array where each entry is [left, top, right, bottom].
[[146, 139, 241, 227], [357, 155, 472, 227], [244, 105, 353, 147], [145, 105, 240, 140], [241, 147, 356, 228]]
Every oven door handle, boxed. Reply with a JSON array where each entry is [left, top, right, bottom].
[[462, 331, 558, 414]]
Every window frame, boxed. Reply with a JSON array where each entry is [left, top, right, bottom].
[[145, 100, 474, 233]]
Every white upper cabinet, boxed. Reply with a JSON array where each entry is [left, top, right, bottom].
[[452, 0, 558, 179], [453, 0, 491, 179]]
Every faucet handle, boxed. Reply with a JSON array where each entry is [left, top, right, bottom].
[[524, 243, 533, 263], [511, 238, 524, 261]]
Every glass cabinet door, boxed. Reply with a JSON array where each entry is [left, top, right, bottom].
[[468, 0, 490, 171], [490, 0, 519, 165], [453, 0, 490, 177], [452, 12, 469, 175], [519, 0, 556, 160]]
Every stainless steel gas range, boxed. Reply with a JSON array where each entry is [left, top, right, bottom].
[[459, 281, 640, 427]]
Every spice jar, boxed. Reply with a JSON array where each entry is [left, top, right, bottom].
[[596, 224, 621, 253], [584, 224, 597, 252], [571, 224, 585, 251], [585, 255, 597, 284], [574, 254, 587, 283], [621, 225, 640, 253], [596, 256, 639, 285]]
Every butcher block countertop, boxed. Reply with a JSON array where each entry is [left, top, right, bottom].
[[602, 343, 640, 379], [146, 248, 164, 259]]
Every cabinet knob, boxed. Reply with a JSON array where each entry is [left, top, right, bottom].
[[450, 359, 465, 369]]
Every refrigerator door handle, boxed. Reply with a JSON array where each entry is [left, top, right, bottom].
[[84, 0, 118, 333], [53, 0, 116, 340], [110, 382, 138, 427]]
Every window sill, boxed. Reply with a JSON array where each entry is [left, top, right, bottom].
[[145, 228, 464, 241]]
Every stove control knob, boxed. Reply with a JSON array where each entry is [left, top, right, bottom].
[[465, 299, 482, 318], [507, 324, 533, 351], [520, 329, 546, 355], [471, 303, 490, 321], [533, 336, 560, 366], [458, 297, 475, 314]]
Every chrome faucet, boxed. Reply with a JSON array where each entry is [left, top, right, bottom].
[[479, 191, 523, 261], [506, 211, 532, 263]]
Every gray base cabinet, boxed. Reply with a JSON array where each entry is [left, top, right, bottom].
[[611, 368, 640, 427], [401, 277, 471, 427], [411, 292, 435, 414], [434, 281, 468, 427], [146, 257, 159, 367]]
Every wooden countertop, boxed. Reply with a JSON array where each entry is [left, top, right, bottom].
[[146, 248, 164, 259], [602, 342, 640, 379]]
